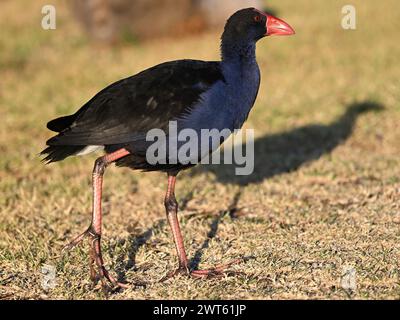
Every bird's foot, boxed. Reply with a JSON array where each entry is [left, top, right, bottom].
[[161, 257, 244, 281], [90, 265, 130, 292], [62, 227, 129, 292]]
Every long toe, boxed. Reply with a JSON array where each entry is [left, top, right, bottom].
[[62, 228, 92, 251], [190, 257, 245, 279], [102, 268, 130, 290]]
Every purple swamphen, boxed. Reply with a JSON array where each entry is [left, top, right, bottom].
[[41, 8, 295, 289]]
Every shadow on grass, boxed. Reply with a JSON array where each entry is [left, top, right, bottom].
[[115, 219, 165, 284], [189, 190, 242, 270], [194, 101, 384, 186]]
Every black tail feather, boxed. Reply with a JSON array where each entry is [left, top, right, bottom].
[[40, 145, 84, 163], [47, 102, 91, 132], [46, 114, 78, 132]]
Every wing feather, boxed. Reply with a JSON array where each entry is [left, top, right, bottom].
[[46, 60, 224, 146]]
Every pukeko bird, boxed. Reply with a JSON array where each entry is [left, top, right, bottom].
[[41, 8, 294, 289]]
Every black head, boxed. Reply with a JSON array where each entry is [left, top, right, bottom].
[[221, 8, 295, 44]]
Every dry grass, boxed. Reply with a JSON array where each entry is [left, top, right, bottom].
[[1, 0, 399, 299]]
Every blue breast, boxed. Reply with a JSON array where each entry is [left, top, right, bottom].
[[180, 60, 260, 133], [174, 59, 260, 159]]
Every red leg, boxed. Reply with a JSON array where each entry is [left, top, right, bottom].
[[162, 173, 244, 281], [63, 148, 130, 290], [163, 174, 189, 278]]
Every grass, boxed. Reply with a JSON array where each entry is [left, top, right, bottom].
[[1, 0, 399, 299]]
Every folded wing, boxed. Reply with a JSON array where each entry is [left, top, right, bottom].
[[46, 60, 224, 146]]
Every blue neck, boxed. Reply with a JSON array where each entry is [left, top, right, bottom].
[[221, 41, 257, 65], [219, 41, 260, 130]]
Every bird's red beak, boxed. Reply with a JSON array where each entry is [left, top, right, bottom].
[[265, 14, 295, 36]]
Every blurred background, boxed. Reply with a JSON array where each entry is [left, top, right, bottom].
[[70, 0, 264, 43], [1, 0, 399, 299]]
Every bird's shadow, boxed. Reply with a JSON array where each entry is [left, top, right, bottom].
[[193, 101, 384, 185], [115, 219, 165, 284], [189, 191, 242, 270], [116, 101, 383, 281]]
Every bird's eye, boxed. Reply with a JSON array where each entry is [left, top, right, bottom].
[[254, 15, 261, 22]]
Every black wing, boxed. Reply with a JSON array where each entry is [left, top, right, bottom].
[[46, 59, 224, 146]]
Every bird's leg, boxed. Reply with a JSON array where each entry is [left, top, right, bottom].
[[63, 148, 130, 290], [164, 173, 189, 277], [162, 173, 243, 281]]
